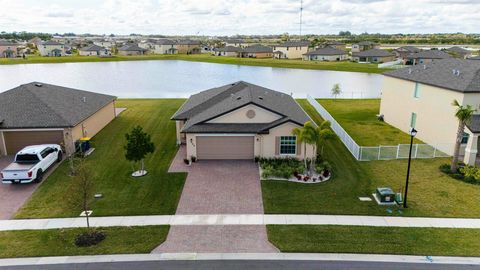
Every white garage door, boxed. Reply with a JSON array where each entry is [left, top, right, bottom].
[[196, 136, 254, 160]]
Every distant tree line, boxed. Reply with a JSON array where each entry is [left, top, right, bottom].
[[0, 31, 52, 41]]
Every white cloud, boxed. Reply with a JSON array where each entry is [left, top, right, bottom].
[[0, 0, 478, 35]]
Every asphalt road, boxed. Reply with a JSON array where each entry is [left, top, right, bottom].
[[2, 260, 479, 270]]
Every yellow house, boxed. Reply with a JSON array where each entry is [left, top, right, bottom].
[[171, 82, 315, 161], [380, 59, 480, 165], [272, 41, 310, 59]]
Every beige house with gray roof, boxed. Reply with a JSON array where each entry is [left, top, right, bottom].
[[272, 41, 310, 59], [171, 82, 314, 161], [380, 59, 480, 165]]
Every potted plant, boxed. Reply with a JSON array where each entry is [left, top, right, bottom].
[[191, 156, 197, 163], [184, 158, 191, 166]]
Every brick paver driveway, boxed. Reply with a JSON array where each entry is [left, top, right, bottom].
[[0, 156, 41, 219], [154, 146, 278, 253]]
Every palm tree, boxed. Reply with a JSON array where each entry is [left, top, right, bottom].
[[317, 120, 336, 157], [292, 122, 316, 173], [451, 100, 476, 173]]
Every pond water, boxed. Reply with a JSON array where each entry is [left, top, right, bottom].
[[0, 60, 383, 98]]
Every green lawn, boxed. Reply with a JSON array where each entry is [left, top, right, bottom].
[[261, 99, 480, 218], [0, 54, 386, 74], [317, 99, 422, 146], [267, 225, 480, 256], [15, 99, 186, 218], [0, 226, 168, 258]]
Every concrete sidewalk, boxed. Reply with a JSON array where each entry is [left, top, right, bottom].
[[0, 253, 479, 267], [2, 214, 480, 231]]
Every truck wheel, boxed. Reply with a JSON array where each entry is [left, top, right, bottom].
[[57, 151, 63, 162], [34, 170, 43, 183]]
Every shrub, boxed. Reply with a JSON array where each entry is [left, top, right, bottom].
[[259, 157, 303, 179], [440, 164, 480, 185], [75, 230, 106, 247]]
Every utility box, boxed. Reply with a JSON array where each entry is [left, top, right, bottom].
[[376, 187, 395, 203], [78, 137, 91, 153]]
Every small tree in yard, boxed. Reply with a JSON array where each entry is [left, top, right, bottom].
[[124, 126, 155, 177], [292, 122, 317, 175], [331, 83, 341, 100], [451, 100, 476, 173]]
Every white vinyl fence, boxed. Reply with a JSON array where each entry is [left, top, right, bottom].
[[306, 95, 451, 161]]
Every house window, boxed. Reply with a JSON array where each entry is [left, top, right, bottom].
[[414, 82, 420, 98], [462, 132, 469, 144], [280, 136, 296, 155], [410, 112, 417, 128]]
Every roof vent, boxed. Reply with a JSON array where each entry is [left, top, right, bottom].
[[258, 96, 263, 100], [423, 65, 427, 70], [456, 70, 461, 76], [82, 97, 86, 103], [236, 96, 242, 100], [34, 83, 43, 87], [452, 69, 456, 75], [408, 69, 412, 74]]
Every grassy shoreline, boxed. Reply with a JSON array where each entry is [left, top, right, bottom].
[[0, 54, 387, 74]]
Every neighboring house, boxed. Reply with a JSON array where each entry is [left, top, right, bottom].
[[38, 41, 65, 57], [380, 59, 480, 165], [0, 39, 19, 58], [79, 44, 111, 56], [239, 45, 273, 58], [138, 39, 156, 51], [28, 37, 43, 47], [303, 47, 348, 61], [171, 81, 315, 161], [351, 41, 380, 53], [272, 41, 310, 59], [176, 40, 201, 54], [223, 39, 249, 48], [153, 39, 178, 54], [215, 46, 242, 57], [117, 44, 147, 56], [446, 46, 473, 59], [322, 41, 346, 51], [394, 46, 422, 60], [93, 40, 116, 50], [406, 50, 452, 65], [352, 49, 395, 63], [0, 82, 117, 156]]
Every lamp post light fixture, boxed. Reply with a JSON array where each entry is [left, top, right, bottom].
[[403, 127, 417, 208]]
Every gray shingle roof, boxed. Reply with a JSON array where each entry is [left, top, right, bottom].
[[171, 81, 311, 133], [467, 115, 480, 133], [155, 39, 176, 45], [395, 46, 421, 53], [0, 82, 116, 129], [80, 44, 106, 51], [353, 49, 394, 57], [406, 50, 452, 59], [177, 39, 201, 45], [304, 47, 347, 56], [383, 59, 480, 93], [242, 45, 273, 53], [469, 56, 480, 60], [276, 41, 310, 47], [217, 46, 243, 52], [118, 44, 146, 51], [447, 46, 470, 54], [41, 40, 64, 46], [0, 39, 18, 46]]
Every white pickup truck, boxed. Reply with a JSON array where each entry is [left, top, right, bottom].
[[1, 144, 63, 184]]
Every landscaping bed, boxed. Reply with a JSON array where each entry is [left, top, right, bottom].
[[440, 164, 480, 185], [258, 157, 332, 183], [0, 226, 169, 258]]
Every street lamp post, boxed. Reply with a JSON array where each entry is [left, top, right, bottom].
[[403, 127, 417, 208]]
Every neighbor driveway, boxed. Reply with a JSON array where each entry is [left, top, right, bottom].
[[0, 156, 40, 219]]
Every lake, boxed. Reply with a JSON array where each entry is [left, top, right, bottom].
[[0, 60, 383, 99]]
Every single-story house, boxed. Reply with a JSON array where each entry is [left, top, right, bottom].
[[239, 45, 273, 58], [118, 44, 147, 56], [351, 41, 380, 53], [272, 41, 310, 59], [406, 50, 452, 65], [303, 47, 348, 61], [176, 40, 201, 54], [153, 39, 178, 54], [0, 82, 117, 156], [380, 59, 480, 165], [352, 49, 395, 63], [171, 81, 315, 161], [215, 46, 242, 57], [322, 41, 346, 51], [79, 44, 111, 56], [0, 39, 19, 58], [38, 41, 65, 57], [394, 46, 422, 60], [446, 46, 473, 59]]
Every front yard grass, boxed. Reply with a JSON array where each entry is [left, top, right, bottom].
[[317, 99, 422, 146], [261, 99, 480, 218], [0, 54, 386, 74], [267, 225, 480, 256], [0, 226, 168, 258], [15, 99, 186, 218]]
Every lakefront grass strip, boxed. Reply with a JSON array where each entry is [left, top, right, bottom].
[[267, 225, 480, 256], [261, 99, 480, 218], [0, 226, 169, 258], [15, 99, 187, 218], [0, 54, 386, 74]]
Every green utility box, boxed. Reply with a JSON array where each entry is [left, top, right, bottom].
[[376, 187, 395, 203]]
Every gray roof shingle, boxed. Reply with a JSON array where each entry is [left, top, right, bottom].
[[0, 82, 116, 129], [447, 46, 470, 54], [155, 39, 176, 45], [79, 44, 106, 51], [242, 45, 273, 53], [171, 82, 311, 133], [0, 39, 18, 46], [395, 46, 422, 53], [353, 49, 394, 57], [467, 115, 480, 133], [41, 40, 64, 46], [276, 41, 310, 47], [469, 56, 480, 60], [406, 50, 452, 59], [217, 46, 243, 52], [118, 44, 146, 51], [304, 47, 347, 56], [383, 58, 480, 93]]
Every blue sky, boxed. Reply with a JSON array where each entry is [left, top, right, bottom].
[[0, 0, 479, 35]]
